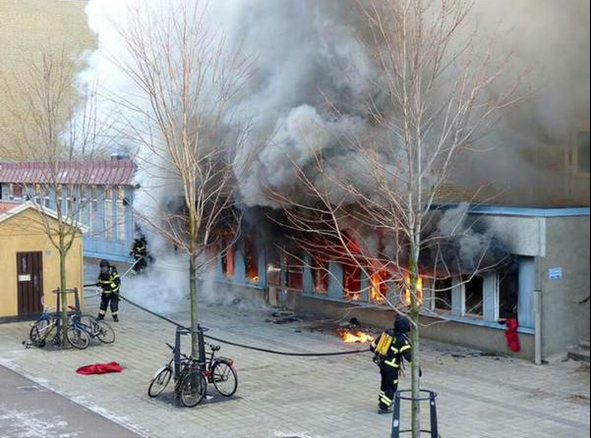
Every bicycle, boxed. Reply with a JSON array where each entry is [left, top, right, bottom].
[[29, 306, 60, 348], [202, 342, 238, 397], [148, 343, 207, 408], [65, 306, 116, 350]]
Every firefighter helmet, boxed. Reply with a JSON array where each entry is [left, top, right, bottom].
[[99, 259, 111, 268], [394, 316, 411, 334]]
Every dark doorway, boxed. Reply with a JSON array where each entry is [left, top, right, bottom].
[[16, 251, 44, 315]]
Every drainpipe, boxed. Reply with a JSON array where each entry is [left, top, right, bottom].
[[534, 256, 543, 365]]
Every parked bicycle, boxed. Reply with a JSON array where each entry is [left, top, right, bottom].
[[29, 304, 115, 350], [148, 342, 237, 407], [65, 306, 116, 350], [29, 306, 60, 348]]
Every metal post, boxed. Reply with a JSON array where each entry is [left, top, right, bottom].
[[534, 290, 543, 365], [197, 325, 206, 372], [391, 392, 402, 438], [429, 392, 438, 438], [174, 326, 182, 378]]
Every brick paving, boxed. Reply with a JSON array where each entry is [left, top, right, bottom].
[[0, 291, 589, 438]]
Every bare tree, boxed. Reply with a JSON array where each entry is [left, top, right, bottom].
[[0, 50, 111, 343], [110, 1, 251, 356], [268, 0, 524, 435]]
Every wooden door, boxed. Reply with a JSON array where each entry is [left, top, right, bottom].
[[16, 252, 44, 315]]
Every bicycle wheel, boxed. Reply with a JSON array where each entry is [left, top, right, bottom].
[[66, 325, 90, 350], [148, 367, 172, 398], [29, 319, 49, 347], [95, 320, 116, 344], [179, 369, 207, 408], [212, 360, 238, 397]]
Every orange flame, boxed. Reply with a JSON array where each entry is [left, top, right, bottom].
[[338, 330, 375, 344], [403, 274, 423, 306]]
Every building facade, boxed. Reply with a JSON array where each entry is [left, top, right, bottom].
[[211, 207, 590, 363], [0, 159, 136, 263], [0, 201, 85, 319]]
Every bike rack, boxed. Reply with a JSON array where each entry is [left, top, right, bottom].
[[174, 325, 210, 400], [53, 288, 81, 345], [391, 390, 439, 438]]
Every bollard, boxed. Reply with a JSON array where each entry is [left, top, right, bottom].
[[391, 389, 439, 438]]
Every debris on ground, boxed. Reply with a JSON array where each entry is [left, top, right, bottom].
[[266, 311, 301, 325]]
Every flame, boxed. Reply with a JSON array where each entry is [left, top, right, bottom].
[[338, 330, 375, 344], [370, 273, 386, 302], [248, 275, 260, 283], [403, 273, 423, 306]]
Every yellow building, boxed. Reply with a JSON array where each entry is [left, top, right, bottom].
[[0, 0, 96, 160], [0, 201, 85, 319]]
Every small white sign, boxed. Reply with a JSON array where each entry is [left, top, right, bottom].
[[549, 267, 563, 281], [18, 275, 31, 282]]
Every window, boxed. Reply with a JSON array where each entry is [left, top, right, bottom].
[[105, 187, 113, 240], [370, 270, 389, 304], [220, 233, 235, 278], [464, 275, 484, 317], [285, 253, 303, 290], [244, 235, 259, 283], [498, 270, 519, 319], [576, 131, 590, 174], [117, 187, 126, 243], [433, 278, 453, 312], [343, 263, 361, 301], [311, 255, 329, 294], [9, 183, 23, 201]]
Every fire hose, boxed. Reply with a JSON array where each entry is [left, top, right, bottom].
[[85, 259, 370, 357]]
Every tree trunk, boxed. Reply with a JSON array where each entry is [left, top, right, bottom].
[[59, 246, 68, 346], [188, 211, 199, 358], [409, 247, 421, 438]]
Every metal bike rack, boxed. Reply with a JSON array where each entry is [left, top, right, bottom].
[[174, 325, 210, 400], [53, 288, 81, 345], [391, 390, 439, 438]]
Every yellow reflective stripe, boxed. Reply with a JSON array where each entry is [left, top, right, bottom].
[[384, 360, 399, 368], [380, 396, 393, 407], [399, 345, 411, 353], [390, 346, 399, 353], [98, 309, 106, 315], [393, 379, 399, 385]]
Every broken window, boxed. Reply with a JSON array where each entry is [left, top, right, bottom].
[[311, 255, 329, 294], [285, 253, 303, 290], [343, 263, 361, 301], [220, 233, 235, 278], [433, 278, 453, 312], [464, 275, 484, 317], [244, 235, 259, 283], [498, 270, 519, 319], [370, 269, 389, 304]]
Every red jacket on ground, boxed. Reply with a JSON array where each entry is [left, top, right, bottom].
[[76, 362, 123, 375]]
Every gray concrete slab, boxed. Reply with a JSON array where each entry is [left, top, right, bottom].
[[0, 364, 141, 438]]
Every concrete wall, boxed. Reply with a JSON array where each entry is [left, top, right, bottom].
[[291, 293, 535, 360], [541, 216, 590, 357], [0, 208, 84, 318]]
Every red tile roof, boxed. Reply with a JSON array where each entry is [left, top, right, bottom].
[[0, 159, 136, 186], [0, 202, 19, 215]]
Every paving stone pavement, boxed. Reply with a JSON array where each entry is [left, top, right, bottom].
[[0, 292, 589, 438]]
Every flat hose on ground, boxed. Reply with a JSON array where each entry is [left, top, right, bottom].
[[86, 286, 370, 357]]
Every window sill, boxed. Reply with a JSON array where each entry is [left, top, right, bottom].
[[420, 311, 535, 335]]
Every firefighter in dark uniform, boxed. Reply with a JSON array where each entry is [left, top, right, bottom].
[[130, 236, 148, 273], [96, 259, 121, 322], [370, 316, 412, 414]]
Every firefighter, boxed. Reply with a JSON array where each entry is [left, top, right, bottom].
[[96, 259, 121, 322], [370, 315, 412, 414], [130, 236, 148, 273]]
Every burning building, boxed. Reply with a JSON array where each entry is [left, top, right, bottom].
[[206, 205, 589, 363]]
